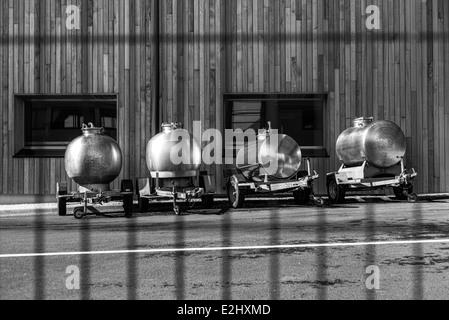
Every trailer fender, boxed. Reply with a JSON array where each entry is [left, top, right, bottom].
[[326, 172, 337, 184], [136, 177, 151, 197], [199, 173, 216, 193], [56, 181, 68, 197], [232, 173, 247, 184]]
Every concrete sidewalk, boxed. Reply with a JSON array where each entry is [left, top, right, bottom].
[[0, 193, 448, 217], [0, 202, 129, 217]]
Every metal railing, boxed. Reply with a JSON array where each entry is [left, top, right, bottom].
[[25, 198, 426, 300]]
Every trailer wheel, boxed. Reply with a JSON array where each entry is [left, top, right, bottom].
[[201, 195, 214, 209], [393, 184, 413, 200], [74, 209, 84, 220], [227, 176, 245, 209], [327, 177, 346, 204], [293, 188, 311, 205], [57, 197, 67, 216], [138, 195, 149, 213], [56, 182, 67, 216], [121, 179, 134, 218], [123, 195, 134, 218]]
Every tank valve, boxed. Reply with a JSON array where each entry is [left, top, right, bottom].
[[265, 121, 272, 137]]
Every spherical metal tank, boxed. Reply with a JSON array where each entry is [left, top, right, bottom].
[[236, 128, 302, 181], [65, 123, 122, 191], [336, 118, 406, 168], [146, 122, 201, 178]]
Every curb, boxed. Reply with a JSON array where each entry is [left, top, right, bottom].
[[0, 194, 448, 218], [0, 204, 127, 217]]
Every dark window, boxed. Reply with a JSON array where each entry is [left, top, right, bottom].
[[15, 95, 117, 158], [230, 101, 265, 131], [225, 94, 328, 158]]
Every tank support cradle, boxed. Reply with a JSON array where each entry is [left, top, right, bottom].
[[136, 171, 215, 215]]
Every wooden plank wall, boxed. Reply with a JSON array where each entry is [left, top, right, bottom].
[[0, 0, 448, 197], [0, 0, 158, 196], [225, 0, 449, 194], [159, 0, 226, 192]]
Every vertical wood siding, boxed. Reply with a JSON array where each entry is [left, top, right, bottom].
[[224, 0, 449, 194], [158, 0, 226, 192], [1, 0, 158, 195], [0, 0, 448, 196]]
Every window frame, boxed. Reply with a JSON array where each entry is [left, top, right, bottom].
[[223, 93, 329, 158], [13, 94, 118, 158]]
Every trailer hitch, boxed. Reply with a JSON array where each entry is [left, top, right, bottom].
[[398, 168, 418, 185], [397, 169, 419, 202]]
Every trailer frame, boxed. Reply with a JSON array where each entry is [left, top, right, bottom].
[[226, 157, 323, 208], [56, 180, 134, 219], [326, 158, 418, 203], [136, 171, 215, 215]]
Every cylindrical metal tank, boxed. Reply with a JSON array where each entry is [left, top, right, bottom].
[[65, 123, 122, 191], [236, 127, 302, 181], [336, 117, 406, 168], [146, 122, 201, 178]]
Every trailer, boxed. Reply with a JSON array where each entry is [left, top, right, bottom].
[[57, 123, 134, 219], [227, 157, 323, 208], [327, 117, 419, 204], [56, 180, 134, 219], [326, 158, 418, 203]]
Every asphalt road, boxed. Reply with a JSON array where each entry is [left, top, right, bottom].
[[1, 197, 449, 300]]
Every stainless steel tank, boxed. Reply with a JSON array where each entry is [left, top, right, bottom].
[[146, 122, 201, 178], [235, 125, 302, 181], [65, 123, 122, 191], [336, 117, 406, 168]]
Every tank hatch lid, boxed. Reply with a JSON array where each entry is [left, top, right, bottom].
[[161, 122, 183, 132], [353, 117, 374, 127], [81, 123, 104, 135]]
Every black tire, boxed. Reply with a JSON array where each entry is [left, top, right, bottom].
[[201, 195, 214, 209], [57, 196, 67, 216], [123, 194, 134, 218], [327, 176, 346, 204], [121, 179, 134, 217], [74, 209, 84, 220], [227, 176, 245, 209], [393, 184, 413, 200], [56, 182, 67, 216], [293, 188, 311, 205], [138, 195, 149, 213]]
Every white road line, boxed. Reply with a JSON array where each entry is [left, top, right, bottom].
[[1, 239, 449, 258]]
